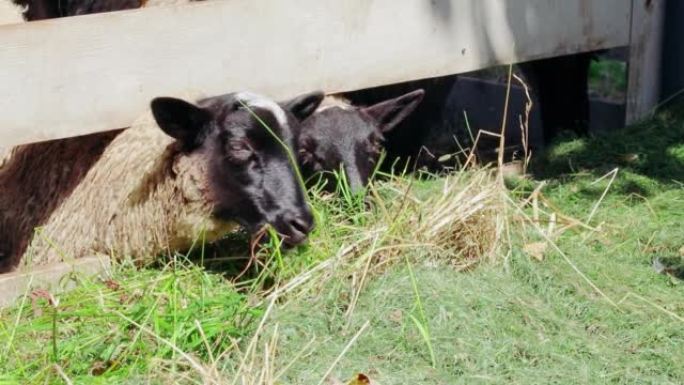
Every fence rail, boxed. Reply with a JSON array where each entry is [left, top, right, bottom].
[[0, 0, 660, 148]]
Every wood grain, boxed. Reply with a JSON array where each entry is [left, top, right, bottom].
[[626, 0, 666, 124], [0, 0, 630, 147]]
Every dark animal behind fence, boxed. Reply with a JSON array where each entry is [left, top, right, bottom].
[[298, 90, 424, 192], [343, 75, 458, 171], [342, 54, 594, 170]]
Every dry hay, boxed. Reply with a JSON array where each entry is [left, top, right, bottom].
[[274, 168, 506, 303], [367, 168, 503, 269]]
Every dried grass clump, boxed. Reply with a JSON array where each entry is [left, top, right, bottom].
[[407, 169, 503, 265], [256, 167, 507, 314], [331, 167, 505, 276]]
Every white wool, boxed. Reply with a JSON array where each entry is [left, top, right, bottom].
[[317, 95, 354, 112], [1, 99, 236, 272], [235, 91, 290, 130], [0, 146, 8, 169]]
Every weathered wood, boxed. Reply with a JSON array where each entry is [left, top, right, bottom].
[[0, 256, 111, 307], [0, 0, 631, 147], [626, 0, 667, 124]]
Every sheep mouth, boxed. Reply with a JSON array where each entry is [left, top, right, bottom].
[[248, 220, 311, 249], [269, 224, 310, 248], [279, 227, 308, 247]]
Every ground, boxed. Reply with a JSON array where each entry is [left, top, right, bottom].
[[1, 97, 683, 384]]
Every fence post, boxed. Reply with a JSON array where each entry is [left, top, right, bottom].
[[626, 0, 667, 124]]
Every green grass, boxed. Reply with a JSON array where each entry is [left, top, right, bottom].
[[261, 101, 684, 384], [0, 260, 261, 383], [588, 59, 627, 101], [1, 101, 683, 384], [464, 57, 628, 102]]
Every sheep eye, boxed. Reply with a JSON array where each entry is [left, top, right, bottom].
[[298, 138, 319, 164], [298, 148, 325, 171], [298, 149, 312, 165], [367, 138, 382, 156]]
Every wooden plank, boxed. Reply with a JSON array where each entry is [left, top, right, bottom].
[[626, 0, 666, 124], [0, 256, 111, 308], [0, 0, 631, 147]]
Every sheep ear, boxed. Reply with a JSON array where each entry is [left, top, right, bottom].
[[151, 97, 212, 148], [284, 91, 325, 121], [361, 89, 425, 133]]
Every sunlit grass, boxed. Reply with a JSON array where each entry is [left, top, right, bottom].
[[1, 100, 683, 384]]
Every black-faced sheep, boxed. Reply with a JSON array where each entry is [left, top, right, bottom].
[[343, 57, 594, 164], [342, 75, 459, 172], [0, 91, 324, 273], [297, 90, 424, 193]]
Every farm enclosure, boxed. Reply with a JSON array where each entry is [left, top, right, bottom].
[[0, 1, 682, 383], [0, 0, 669, 305]]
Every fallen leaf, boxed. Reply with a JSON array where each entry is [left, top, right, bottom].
[[103, 279, 120, 291], [389, 309, 403, 324], [620, 153, 640, 163], [348, 373, 371, 385], [90, 360, 110, 376], [524, 242, 547, 261], [119, 293, 129, 305]]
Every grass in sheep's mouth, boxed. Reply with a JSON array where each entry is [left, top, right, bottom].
[[1, 100, 684, 384]]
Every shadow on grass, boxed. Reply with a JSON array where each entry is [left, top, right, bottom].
[[147, 231, 257, 281], [530, 99, 684, 196]]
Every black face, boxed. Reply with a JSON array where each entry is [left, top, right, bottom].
[[298, 108, 382, 193], [151, 90, 324, 246], [298, 89, 425, 193]]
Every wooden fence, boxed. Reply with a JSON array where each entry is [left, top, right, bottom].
[[0, 0, 665, 149]]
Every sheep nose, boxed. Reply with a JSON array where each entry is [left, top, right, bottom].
[[344, 166, 366, 194], [289, 211, 314, 235]]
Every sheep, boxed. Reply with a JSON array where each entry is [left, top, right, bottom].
[[297, 90, 424, 193], [0, 90, 324, 273], [342, 75, 461, 172], [344, 57, 594, 160], [10, 0, 203, 20]]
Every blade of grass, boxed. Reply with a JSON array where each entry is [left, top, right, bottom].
[[316, 320, 370, 385]]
